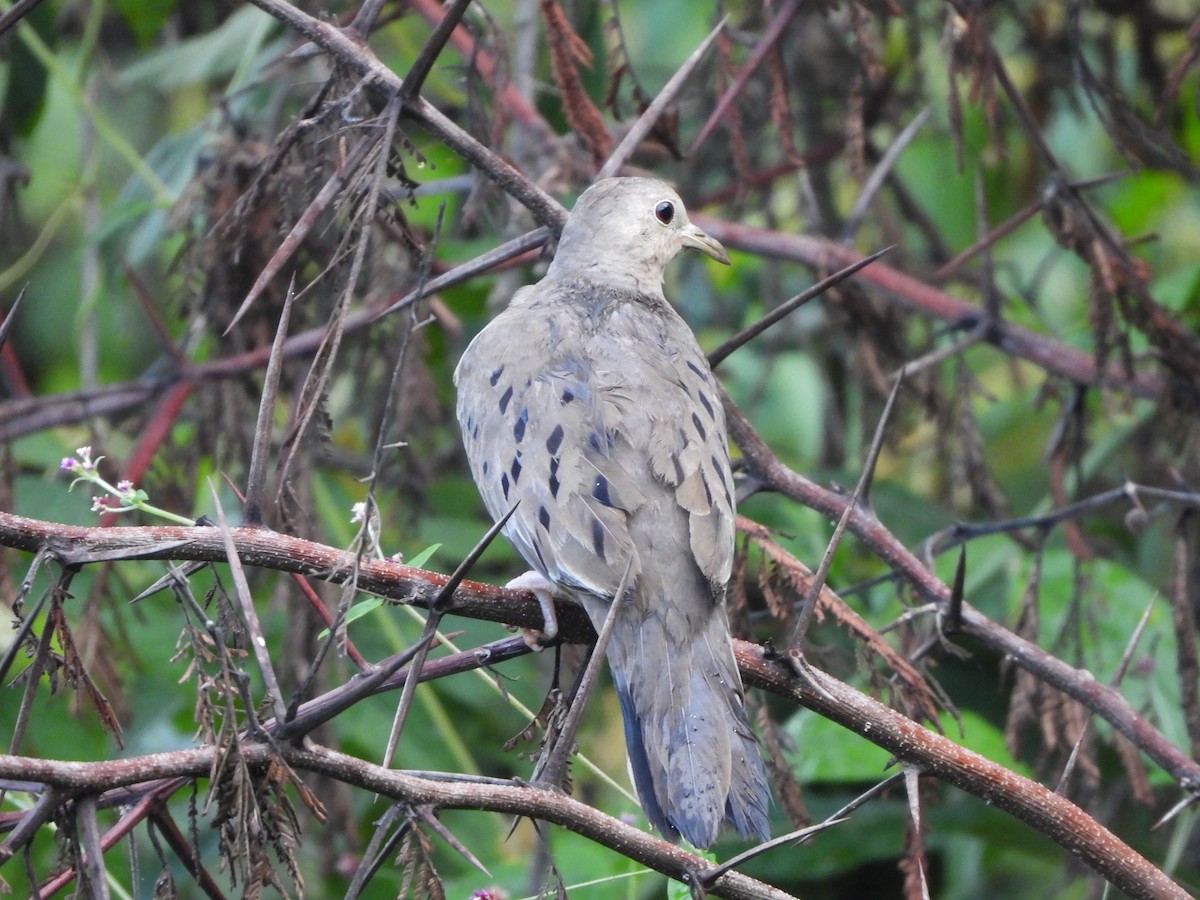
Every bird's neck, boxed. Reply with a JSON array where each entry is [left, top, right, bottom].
[[544, 256, 667, 299]]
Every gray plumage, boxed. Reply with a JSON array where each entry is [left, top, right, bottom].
[[454, 177, 769, 848]]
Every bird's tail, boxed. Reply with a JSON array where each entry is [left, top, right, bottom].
[[607, 606, 770, 849]]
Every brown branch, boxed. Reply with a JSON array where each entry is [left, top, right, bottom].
[[1, 505, 1191, 895], [0, 747, 796, 900], [698, 216, 1166, 400], [719, 389, 1200, 795], [4, 489, 1198, 798], [0, 510, 592, 640], [0, 653, 1188, 900], [739, 646, 1190, 900]]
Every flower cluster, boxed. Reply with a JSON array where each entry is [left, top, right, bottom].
[[60, 446, 193, 525]]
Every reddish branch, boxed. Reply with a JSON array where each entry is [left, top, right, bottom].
[[0, 212, 1165, 443], [719, 392, 1200, 794], [0, 511, 572, 638], [0, 507, 1195, 897], [699, 217, 1165, 400], [0, 747, 795, 900], [739, 646, 1191, 900], [0, 605, 1188, 898]]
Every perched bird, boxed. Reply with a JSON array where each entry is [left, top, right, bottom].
[[454, 177, 769, 848]]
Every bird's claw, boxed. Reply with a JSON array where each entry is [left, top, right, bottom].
[[506, 570, 560, 650]]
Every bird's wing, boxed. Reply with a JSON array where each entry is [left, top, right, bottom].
[[454, 289, 735, 604]]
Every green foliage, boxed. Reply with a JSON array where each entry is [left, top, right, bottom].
[[2, 1, 1200, 898]]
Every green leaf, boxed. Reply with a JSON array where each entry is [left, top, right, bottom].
[[115, 6, 276, 91], [406, 543, 442, 569], [110, 0, 176, 47], [0, 3, 53, 136], [317, 598, 384, 640]]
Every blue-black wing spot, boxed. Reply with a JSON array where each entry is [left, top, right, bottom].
[[697, 390, 715, 420], [687, 359, 710, 382], [711, 455, 728, 487], [489, 366, 504, 387], [593, 474, 614, 507], [501, 472, 510, 499], [549, 457, 561, 498], [513, 408, 528, 443], [511, 457, 523, 484], [591, 518, 606, 559], [561, 389, 575, 404], [692, 412, 707, 440], [499, 385, 513, 413], [539, 506, 551, 530], [482, 460, 489, 475], [546, 423, 564, 457]]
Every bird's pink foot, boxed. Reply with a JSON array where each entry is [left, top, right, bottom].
[[506, 570, 560, 649]]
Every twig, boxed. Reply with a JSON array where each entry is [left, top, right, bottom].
[[690, 0, 804, 154], [380, 501, 520, 767], [242, 276, 296, 526], [398, 0, 475, 102], [532, 557, 634, 790], [698, 215, 1164, 399], [932, 171, 1127, 281], [789, 370, 904, 647], [1055, 594, 1157, 794], [596, 17, 726, 178], [74, 795, 109, 900], [917, 482, 1200, 559], [0, 284, 27, 350], [374, 226, 550, 321], [346, 804, 409, 899], [707, 246, 891, 369], [841, 107, 931, 243], [208, 483, 290, 726], [0, 0, 48, 39], [224, 130, 376, 335]]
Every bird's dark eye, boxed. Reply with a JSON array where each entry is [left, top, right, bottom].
[[654, 200, 675, 225]]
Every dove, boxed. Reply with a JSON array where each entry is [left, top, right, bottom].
[[454, 177, 769, 848]]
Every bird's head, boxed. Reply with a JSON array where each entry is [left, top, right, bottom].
[[547, 177, 729, 290]]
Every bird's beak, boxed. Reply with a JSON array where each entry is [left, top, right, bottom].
[[681, 223, 731, 266]]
